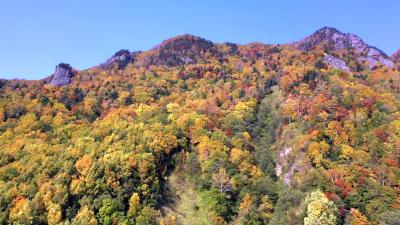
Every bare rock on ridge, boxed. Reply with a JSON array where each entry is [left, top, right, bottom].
[[50, 63, 74, 86], [101, 49, 135, 69], [323, 54, 350, 72]]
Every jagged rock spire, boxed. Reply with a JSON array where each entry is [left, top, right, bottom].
[[50, 63, 74, 86]]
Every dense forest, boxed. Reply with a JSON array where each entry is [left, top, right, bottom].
[[0, 27, 399, 225]]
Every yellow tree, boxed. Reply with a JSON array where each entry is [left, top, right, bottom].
[[71, 206, 98, 225], [345, 208, 371, 225], [9, 197, 33, 225], [307, 141, 329, 167], [258, 195, 273, 223], [304, 190, 338, 225], [128, 192, 141, 218]]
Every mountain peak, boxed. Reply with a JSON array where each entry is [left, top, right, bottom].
[[155, 34, 214, 51], [137, 34, 218, 67], [294, 26, 354, 51], [315, 26, 342, 35], [294, 27, 393, 70]]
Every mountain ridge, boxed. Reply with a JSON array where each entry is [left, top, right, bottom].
[[3, 26, 396, 85]]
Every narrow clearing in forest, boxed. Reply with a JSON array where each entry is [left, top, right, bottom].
[[161, 162, 212, 225]]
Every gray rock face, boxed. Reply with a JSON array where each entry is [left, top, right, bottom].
[[294, 27, 394, 69], [275, 146, 306, 186], [101, 49, 134, 69], [358, 55, 394, 70], [50, 63, 73, 86], [323, 54, 350, 72]]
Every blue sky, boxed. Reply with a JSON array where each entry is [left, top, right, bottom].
[[1, 0, 399, 79]]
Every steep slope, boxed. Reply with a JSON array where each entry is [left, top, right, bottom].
[[161, 159, 213, 225]]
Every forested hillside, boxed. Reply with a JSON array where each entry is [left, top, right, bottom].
[[0, 27, 399, 225]]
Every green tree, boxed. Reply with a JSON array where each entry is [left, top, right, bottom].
[[72, 206, 98, 225], [128, 193, 141, 218], [98, 198, 127, 225], [377, 209, 400, 225], [135, 206, 158, 225]]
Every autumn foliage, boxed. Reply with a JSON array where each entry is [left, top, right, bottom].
[[0, 34, 399, 224]]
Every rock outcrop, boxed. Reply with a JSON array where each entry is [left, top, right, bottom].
[[275, 146, 307, 186], [323, 54, 350, 71], [100, 49, 135, 69], [294, 27, 394, 70], [50, 63, 74, 86]]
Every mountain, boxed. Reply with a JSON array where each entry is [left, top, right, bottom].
[[0, 27, 399, 225], [42, 27, 396, 87], [294, 26, 371, 52], [294, 26, 394, 70]]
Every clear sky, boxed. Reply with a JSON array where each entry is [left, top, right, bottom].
[[1, 0, 399, 79]]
